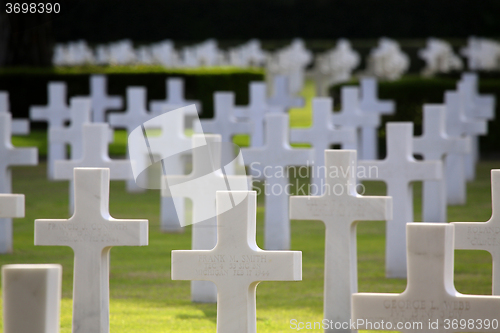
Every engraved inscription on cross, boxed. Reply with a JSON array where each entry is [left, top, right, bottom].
[[172, 191, 301, 333], [353, 223, 500, 333], [413, 105, 470, 223], [241, 113, 313, 250], [358, 123, 442, 278], [290, 98, 356, 193], [163, 134, 251, 302], [454, 170, 500, 295], [290, 150, 391, 333], [35, 168, 148, 333]]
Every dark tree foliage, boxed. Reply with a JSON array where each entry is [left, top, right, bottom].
[[51, 0, 500, 43]]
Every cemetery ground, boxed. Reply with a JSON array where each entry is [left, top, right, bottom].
[[0, 83, 499, 332]]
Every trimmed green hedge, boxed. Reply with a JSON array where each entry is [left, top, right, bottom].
[[0, 67, 265, 126], [331, 76, 500, 156]]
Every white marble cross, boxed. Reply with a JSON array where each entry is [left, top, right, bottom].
[[149, 78, 201, 129], [0, 113, 37, 253], [332, 86, 379, 155], [444, 91, 486, 205], [196, 92, 252, 144], [453, 169, 500, 295], [353, 223, 500, 333], [55, 123, 133, 213], [49, 97, 92, 160], [35, 168, 148, 333], [290, 150, 391, 331], [234, 82, 282, 148], [163, 134, 251, 302], [241, 113, 313, 250], [458, 75, 495, 182], [90, 75, 123, 123], [30, 82, 70, 179], [358, 123, 442, 278], [413, 105, 470, 222], [172, 191, 301, 333], [139, 108, 194, 233], [109, 87, 156, 192], [268, 75, 304, 110], [290, 98, 356, 193], [0, 92, 30, 135], [359, 77, 395, 160], [0, 193, 25, 253]]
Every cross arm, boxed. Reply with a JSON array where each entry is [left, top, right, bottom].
[[255, 250, 302, 281], [10, 148, 38, 166], [107, 218, 149, 246], [0, 194, 24, 218]]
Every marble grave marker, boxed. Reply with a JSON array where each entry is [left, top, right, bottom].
[[35, 168, 148, 333], [163, 134, 251, 302], [0, 113, 37, 253], [241, 113, 313, 250], [290, 150, 391, 332], [353, 223, 500, 333], [358, 77, 395, 160], [89, 75, 123, 123], [413, 105, 470, 222], [172, 191, 302, 333], [358, 123, 441, 278], [290, 98, 356, 193], [30, 82, 70, 179], [453, 170, 500, 295]]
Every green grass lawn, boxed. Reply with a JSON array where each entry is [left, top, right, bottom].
[[1, 81, 499, 332]]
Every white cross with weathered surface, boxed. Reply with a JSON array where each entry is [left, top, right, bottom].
[[444, 91, 486, 205], [353, 223, 500, 333], [49, 97, 92, 160], [172, 191, 301, 333], [55, 123, 132, 213], [234, 82, 283, 148], [0, 113, 37, 253], [458, 76, 494, 182], [241, 113, 313, 250], [332, 86, 379, 156], [413, 105, 470, 222], [0, 91, 30, 135], [163, 134, 251, 302], [0, 192, 25, 253], [268, 75, 304, 110], [290, 150, 391, 332], [89, 75, 123, 123], [290, 98, 356, 193], [35, 168, 148, 333], [453, 169, 500, 295], [358, 123, 442, 278], [134, 107, 194, 232], [197, 92, 252, 144], [359, 77, 395, 160], [109, 86, 156, 192], [30, 82, 70, 179]]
